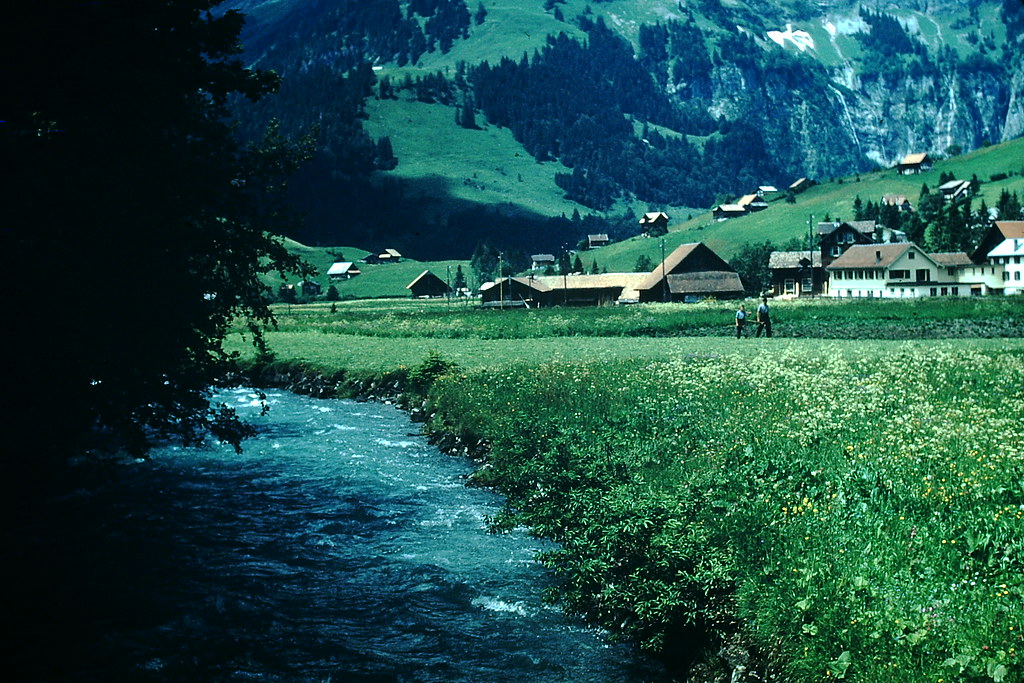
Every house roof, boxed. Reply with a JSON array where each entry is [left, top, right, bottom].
[[995, 220, 1024, 238], [384, 248, 402, 258], [639, 211, 669, 224], [406, 270, 448, 290], [588, 233, 609, 240], [929, 252, 973, 267], [882, 194, 911, 206], [715, 204, 747, 213], [988, 239, 1024, 258], [737, 194, 761, 206], [789, 177, 808, 190], [327, 261, 357, 275], [818, 220, 876, 236], [825, 243, 918, 269], [530, 253, 556, 262], [768, 251, 824, 269], [535, 273, 647, 290], [939, 179, 970, 192], [759, 185, 779, 193], [667, 271, 744, 295], [899, 152, 930, 165]]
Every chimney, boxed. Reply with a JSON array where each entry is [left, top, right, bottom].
[[875, 250, 882, 262]]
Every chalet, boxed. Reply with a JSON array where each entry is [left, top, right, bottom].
[[300, 280, 321, 297], [327, 262, 361, 280], [713, 204, 747, 221], [789, 177, 810, 194], [479, 276, 552, 308], [533, 273, 649, 306], [819, 220, 876, 265], [587, 233, 610, 249], [881, 194, 913, 212], [767, 251, 825, 297], [637, 242, 744, 302], [737, 194, 768, 212], [406, 270, 451, 298], [826, 243, 977, 298], [938, 179, 972, 202], [758, 185, 779, 197], [531, 253, 556, 271], [978, 221, 1024, 295], [638, 212, 670, 234], [364, 248, 402, 264], [897, 153, 932, 175]]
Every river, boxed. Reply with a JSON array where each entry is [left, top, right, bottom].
[[8, 388, 669, 681]]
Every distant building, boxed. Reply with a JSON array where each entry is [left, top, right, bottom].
[[938, 179, 972, 202], [364, 248, 402, 264], [327, 262, 361, 279], [789, 177, 810, 194], [638, 212, 670, 235], [530, 253, 556, 270], [881, 194, 913, 212], [897, 153, 932, 175], [768, 251, 825, 297], [406, 270, 452, 298], [587, 233, 610, 249], [712, 204, 747, 221], [636, 242, 744, 302], [736, 194, 768, 212]]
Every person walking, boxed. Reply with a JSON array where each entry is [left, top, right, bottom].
[[735, 304, 748, 339], [755, 296, 772, 337]]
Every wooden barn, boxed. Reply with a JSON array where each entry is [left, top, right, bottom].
[[637, 243, 744, 302], [406, 270, 452, 298]]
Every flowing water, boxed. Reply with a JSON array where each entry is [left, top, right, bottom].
[[9, 388, 668, 682]]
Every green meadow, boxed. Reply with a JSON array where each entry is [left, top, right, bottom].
[[233, 297, 1024, 681]]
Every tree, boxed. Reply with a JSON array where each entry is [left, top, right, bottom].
[[2, 1, 312, 465], [634, 254, 655, 272], [730, 241, 776, 295], [453, 265, 467, 292]]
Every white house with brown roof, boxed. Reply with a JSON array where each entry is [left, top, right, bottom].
[[986, 227, 1024, 295], [826, 243, 980, 298], [938, 179, 972, 202]]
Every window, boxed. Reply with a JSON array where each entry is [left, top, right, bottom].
[[784, 279, 795, 294], [930, 287, 937, 296], [916, 269, 930, 282], [1004, 272, 1010, 281], [802, 277, 813, 293], [947, 268, 955, 276], [890, 269, 910, 279], [908, 251, 916, 260], [830, 245, 841, 257], [941, 287, 948, 296], [1016, 271, 1022, 281], [952, 287, 959, 295]]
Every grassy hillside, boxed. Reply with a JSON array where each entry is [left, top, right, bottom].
[[592, 136, 1024, 271]]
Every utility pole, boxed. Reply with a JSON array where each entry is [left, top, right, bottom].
[[808, 214, 815, 297], [661, 238, 668, 302]]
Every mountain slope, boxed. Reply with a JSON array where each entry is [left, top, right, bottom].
[[230, 0, 1024, 258]]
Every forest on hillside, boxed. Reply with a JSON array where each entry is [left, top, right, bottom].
[[233, 0, 1024, 257]]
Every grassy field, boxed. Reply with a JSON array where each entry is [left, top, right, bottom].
[[233, 296, 1024, 680]]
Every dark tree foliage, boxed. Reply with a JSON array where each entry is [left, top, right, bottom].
[[730, 241, 777, 295], [2, 0, 312, 464]]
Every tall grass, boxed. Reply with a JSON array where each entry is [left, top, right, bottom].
[[424, 344, 1024, 681]]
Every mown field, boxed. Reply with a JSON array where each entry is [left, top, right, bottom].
[[233, 297, 1024, 681]]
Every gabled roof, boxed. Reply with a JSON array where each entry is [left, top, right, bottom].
[[929, 252, 973, 267], [789, 177, 808, 190], [384, 248, 402, 258], [938, 179, 970, 192], [988, 239, 1024, 258], [327, 261, 357, 275], [759, 185, 779, 193], [637, 242, 734, 291], [479, 276, 552, 293], [406, 270, 448, 290], [818, 220, 876, 236], [768, 251, 824, 269], [826, 243, 915, 269], [667, 271, 744, 295], [971, 221, 1024, 262], [715, 203, 747, 213], [737, 194, 761, 207], [995, 220, 1024, 239], [530, 253, 556, 262], [899, 152, 930, 165], [639, 211, 669, 224]]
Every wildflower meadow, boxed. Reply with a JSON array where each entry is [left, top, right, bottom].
[[424, 344, 1024, 681]]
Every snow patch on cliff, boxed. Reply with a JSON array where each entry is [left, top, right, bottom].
[[767, 24, 815, 52]]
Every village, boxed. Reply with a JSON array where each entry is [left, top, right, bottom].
[[318, 154, 1024, 308]]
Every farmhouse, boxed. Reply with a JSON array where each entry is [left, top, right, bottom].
[[533, 273, 649, 306], [881, 194, 913, 212], [713, 204, 747, 220], [638, 211, 670, 234], [364, 248, 402, 264], [637, 242, 743, 302], [789, 177, 810, 194], [406, 270, 451, 298], [587, 233, 610, 249], [479, 276, 552, 308], [530, 253, 556, 271], [897, 153, 932, 175], [826, 243, 981, 298], [978, 221, 1024, 294], [938, 179, 972, 202], [818, 220, 877, 263], [767, 251, 825, 297], [327, 261, 361, 280]]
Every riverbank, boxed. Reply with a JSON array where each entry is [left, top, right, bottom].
[[233, 329, 1024, 682]]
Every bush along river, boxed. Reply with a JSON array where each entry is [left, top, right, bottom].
[[8, 387, 669, 682]]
